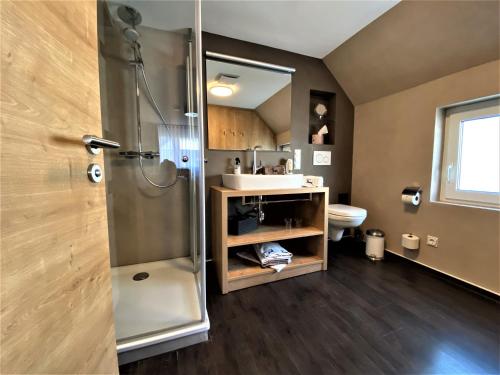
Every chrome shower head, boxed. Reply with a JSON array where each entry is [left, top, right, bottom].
[[117, 5, 142, 27]]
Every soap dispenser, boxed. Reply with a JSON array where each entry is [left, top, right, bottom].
[[234, 157, 241, 175]]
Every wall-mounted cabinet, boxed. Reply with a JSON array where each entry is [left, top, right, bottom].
[[309, 90, 336, 145], [211, 186, 329, 294], [207, 105, 276, 150]]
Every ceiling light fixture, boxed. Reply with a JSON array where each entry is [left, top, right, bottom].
[[209, 85, 233, 97]]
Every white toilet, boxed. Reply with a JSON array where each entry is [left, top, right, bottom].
[[328, 204, 367, 241]]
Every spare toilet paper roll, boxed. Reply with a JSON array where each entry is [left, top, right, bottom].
[[402, 233, 420, 250], [402, 191, 421, 206]]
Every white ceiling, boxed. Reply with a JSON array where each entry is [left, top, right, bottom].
[[202, 1, 399, 58], [206, 60, 291, 108], [119, 1, 399, 58]]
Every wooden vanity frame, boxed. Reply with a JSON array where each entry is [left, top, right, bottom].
[[211, 186, 329, 294]]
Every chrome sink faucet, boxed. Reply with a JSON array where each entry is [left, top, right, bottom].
[[252, 145, 263, 174]]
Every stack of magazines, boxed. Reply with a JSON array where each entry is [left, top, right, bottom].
[[236, 242, 293, 272]]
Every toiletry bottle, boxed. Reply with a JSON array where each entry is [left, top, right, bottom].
[[234, 157, 241, 175]]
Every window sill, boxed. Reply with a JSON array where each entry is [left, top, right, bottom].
[[430, 199, 500, 212]]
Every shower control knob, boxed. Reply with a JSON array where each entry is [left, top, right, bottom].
[[182, 155, 189, 162], [87, 163, 103, 183]]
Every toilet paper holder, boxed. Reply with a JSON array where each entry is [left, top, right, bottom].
[[402, 233, 420, 250], [401, 186, 422, 206]]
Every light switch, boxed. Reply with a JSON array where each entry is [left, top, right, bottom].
[[294, 149, 301, 170], [313, 151, 331, 166]]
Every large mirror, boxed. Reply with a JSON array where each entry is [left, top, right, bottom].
[[206, 56, 293, 151]]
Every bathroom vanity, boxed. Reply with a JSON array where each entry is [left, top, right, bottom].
[[211, 186, 328, 294]]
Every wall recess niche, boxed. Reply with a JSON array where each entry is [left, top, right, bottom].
[[309, 90, 336, 145]]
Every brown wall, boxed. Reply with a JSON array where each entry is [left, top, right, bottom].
[[352, 60, 500, 293], [323, 0, 499, 105], [203, 32, 355, 205]]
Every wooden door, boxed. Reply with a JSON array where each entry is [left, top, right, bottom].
[[208, 104, 234, 149], [232, 109, 251, 150], [1, 1, 118, 373]]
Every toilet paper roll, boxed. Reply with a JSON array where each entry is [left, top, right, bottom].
[[402, 191, 421, 206], [402, 233, 420, 250]]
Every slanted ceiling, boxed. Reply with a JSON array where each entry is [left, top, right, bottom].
[[256, 84, 292, 135], [323, 0, 500, 105]]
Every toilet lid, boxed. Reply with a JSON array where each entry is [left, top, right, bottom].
[[328, 204, 367, 218]]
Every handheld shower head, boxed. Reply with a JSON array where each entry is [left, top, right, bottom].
[[123, 27, 140, 42]]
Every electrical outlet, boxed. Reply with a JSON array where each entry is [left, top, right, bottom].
[[427, 235, 439, 247]]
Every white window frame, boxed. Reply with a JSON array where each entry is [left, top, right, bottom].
[[440, 98, 500, 209]]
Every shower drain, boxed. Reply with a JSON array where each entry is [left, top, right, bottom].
[[133, 272, 149, 281]]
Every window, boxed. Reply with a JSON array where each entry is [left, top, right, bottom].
[[440, 98, 500, 208]]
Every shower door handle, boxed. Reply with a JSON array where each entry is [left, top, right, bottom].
[[82, 135, 120, 155]]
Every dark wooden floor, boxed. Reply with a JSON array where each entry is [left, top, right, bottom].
[[120, 240, 499, 375]]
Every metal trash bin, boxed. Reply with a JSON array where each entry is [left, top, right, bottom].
[[366, 229, 385, 261]]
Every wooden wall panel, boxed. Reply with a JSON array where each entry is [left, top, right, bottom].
[[207, 104, 276, 150], [1, 1, 118, 373]]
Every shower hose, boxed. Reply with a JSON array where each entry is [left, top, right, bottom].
[[133, 42, 176, 188]]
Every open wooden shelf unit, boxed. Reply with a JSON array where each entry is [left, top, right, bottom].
[[211, 186, 329, 294], [227, 225, 324, 247]]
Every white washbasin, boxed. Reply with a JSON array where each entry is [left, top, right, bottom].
[[222, 174, 304, 190]]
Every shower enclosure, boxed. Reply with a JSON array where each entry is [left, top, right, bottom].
[[97, 1, 207, 363]]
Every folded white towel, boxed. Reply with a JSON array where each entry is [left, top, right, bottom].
[[270, 264, 287, 273], [253, 242, 293, 267]]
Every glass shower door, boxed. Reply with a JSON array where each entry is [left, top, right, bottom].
[[97, 0, 207, 351]]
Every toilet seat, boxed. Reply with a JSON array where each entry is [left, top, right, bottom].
[[328, 204, 367, 219]]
